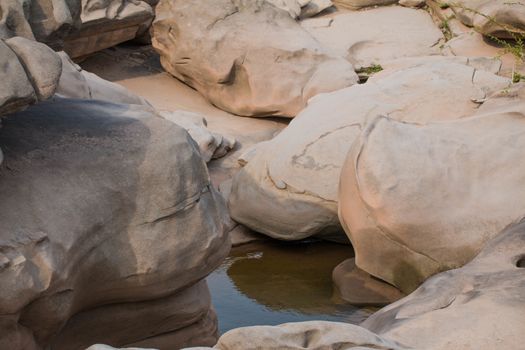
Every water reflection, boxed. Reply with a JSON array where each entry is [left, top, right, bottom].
[[207, 240, 377, 334]]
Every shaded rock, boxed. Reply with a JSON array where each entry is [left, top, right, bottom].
[[451, 0, 525, 39], [339, 83, 525, 292], [151, 0, 358, 117], [56, 52, 150, 106], [229, 59, 509, 240], [301, 6, 444, 68], [332, 0, 397, 10], [0, 98, 230, 349], [63, 0, 153, 58], [0, 37, 62, 116], [228, 224, 269, 247], [363, 219, 525, 350], [399, 0, 425, 7], [333, 259, 405, 306]]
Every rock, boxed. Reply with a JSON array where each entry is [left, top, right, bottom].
[[63, 0, 153, 58], [333, 259, 405, 306], [363, 219, 525, 350], [266, 0, 333, 19], [0, 98, 230, 349], [228, 59, 509, 240], [399, 0, 425, 7], [151, 0, 358, 117], [332, 0, 397, 10], [159, 110, 236, 163], [301, 6, 444, 68], [450, 0, 525, 39], [214, 321, 408, 349], [228, 224, 269, 247], [56, 52, 151, 106], [0, 0, 35, 40], [0, 37, 62, 116], [339, 83, 525, 293]]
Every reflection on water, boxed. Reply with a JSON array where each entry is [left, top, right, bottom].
[[207, 240, 377, 334]]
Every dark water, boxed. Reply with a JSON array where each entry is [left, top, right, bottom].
[[207, 240, 377, 334]]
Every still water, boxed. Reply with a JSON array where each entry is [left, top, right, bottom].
[[207, 240, 377, 334]]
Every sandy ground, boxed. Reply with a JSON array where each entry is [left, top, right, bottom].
[[80, 44, 288, 188]]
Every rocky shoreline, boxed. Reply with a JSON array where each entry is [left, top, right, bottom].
[[1, 0, 524, 348]]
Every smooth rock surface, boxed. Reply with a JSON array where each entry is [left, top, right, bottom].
[[363, 219, 525, 350], [332, 0, 397, 10], [266, 0, 333, 19], [301, 6, 444, 68], [152, 0, 358, 117], [229, 59, 509, 240], [0, 98, 230, 349], [451, 0, 525, 38], [339, 83, 525, 292]]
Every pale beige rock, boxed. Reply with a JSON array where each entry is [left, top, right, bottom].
[[214, 321, 408, 349], [450, 0, 525, 38], [301, 6, 444, 68], [399, 0, 425, 7], [0, 98, 230, 349], [339, 84, 525, 292], [151, 0, 358, 117], [229, 59, 509, 240], [266, 0, 333, 19], [159, 110, 236, 163], [363, 220, 525, 350]]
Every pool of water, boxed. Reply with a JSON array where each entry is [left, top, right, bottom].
[[207, 240, 377, 334]]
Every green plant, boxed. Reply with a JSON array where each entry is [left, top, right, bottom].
[[440, 15, 454, 40], [359, 64, 383, 75]]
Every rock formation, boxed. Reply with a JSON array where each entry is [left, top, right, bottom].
[[0, 98, 230, 349], [339, 83, 525, 292], [451, 0, 525, 39], [266, 0, 333, 19], [301, 6, 444, 68], [228, 59, 509, 241], [151, 0, 358, 117]]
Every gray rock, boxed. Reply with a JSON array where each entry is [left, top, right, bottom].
[[0, 98, 230, 349]]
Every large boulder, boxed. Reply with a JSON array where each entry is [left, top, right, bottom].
[[451, 0, 525, 39], [339, 83, 525, 293], [0, 98, 230, 349], [301, 6, 444, 68], [228, 59, 509, 240], [63, 0, 154, 58], [363, 219, 525, 350], [266, 0, 333, 19], [151, 0, 358, 117]]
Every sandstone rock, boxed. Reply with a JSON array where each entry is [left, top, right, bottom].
[[398, 0, 425, 7], [363, 219, 525, 350], [229, 59, 509, 240], [159, 110, 236, 163], [266, 0, 333, 19], [56, 51, 150, 106], [151, 0, 358, 117], [450, 0, 525, 39], [0, 98, 230, 349], [0, 37, 62, 116], [339, 83, 525, 292], [301, 6, 444, 68], [214, 321, 408, 349], [0, 0, 35, 40], [63, 0, 153, 58], [333, 259, 405, 306]]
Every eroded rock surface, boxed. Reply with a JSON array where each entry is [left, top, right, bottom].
[[451, 0, 525, 38], [0, 98, 230, 349], [151, 0, 358, 117], [229, 59, 509, 240], [301, 6, 444, 68], [339, 83, 525, 292], [266, 0, 333, 19]]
